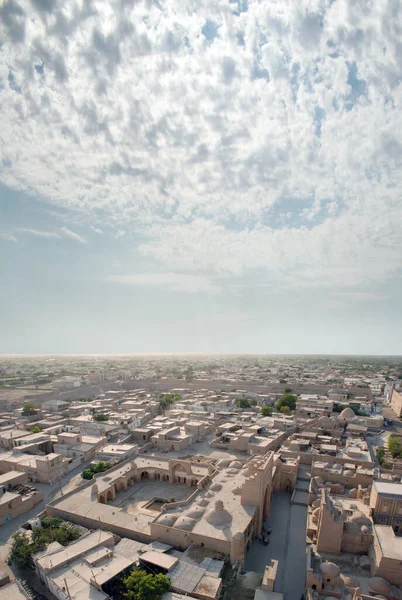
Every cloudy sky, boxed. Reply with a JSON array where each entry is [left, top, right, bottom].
[[1, 0, 402, 354]]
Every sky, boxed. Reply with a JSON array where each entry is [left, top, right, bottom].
[[0, 0, 402, 355]]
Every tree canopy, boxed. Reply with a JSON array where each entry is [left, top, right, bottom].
[[93, 413, 109, 422], [22, 401, 39, 416], [123, 569, 170, 600], [82, 461, 109, 480], [275, 393, 297, 412], [261, 406, 273, 417], [235, 398, 251, 409], [388, 436, 402, 459], [9, 520, 80, 569], [159, 394, 180, 410]]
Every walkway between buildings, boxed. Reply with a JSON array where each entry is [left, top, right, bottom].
[[245, 466, 310, 600]]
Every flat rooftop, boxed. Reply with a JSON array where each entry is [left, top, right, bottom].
[[0, 581, 29, 600], [374, 525, 402, 559], [373, 481, 402, 496]]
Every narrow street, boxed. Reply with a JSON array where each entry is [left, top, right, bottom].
[[245, 469, 309, 600], [0, 463, 86, 566]]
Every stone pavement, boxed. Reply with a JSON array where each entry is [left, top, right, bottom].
[[245, 481, 309, 600]]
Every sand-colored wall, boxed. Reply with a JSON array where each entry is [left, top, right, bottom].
[[311, 464, 373, 489], [391, 389, 402, 417]]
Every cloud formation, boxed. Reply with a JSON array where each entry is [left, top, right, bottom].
[[0, 0, 401, 289], [18, 228, 60, 238], [59, 227, 88, 244], [106, 272, 220, 294]]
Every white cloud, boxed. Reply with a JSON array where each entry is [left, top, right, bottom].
[[106, 273, 220, 294], [0, 0, 401, 289], [60, 227, 88, 244], [0, 232, 17, 242], [18, 228, 60, 238]]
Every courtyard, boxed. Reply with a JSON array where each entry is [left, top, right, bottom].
[[108, 479, 193, 514]]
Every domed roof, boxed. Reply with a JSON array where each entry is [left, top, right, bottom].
[[341, 574, 359, 588], [242, 571, 263, 589], [348, 488, 358, 498], [349, 513, 372, 526], [232, 486, 242, 495], [339, 407, 355, 420], [174, 516, 196, 531], [229, 461, 242, 469], [216, 459, 231, 468], [312, 498, 321, 508], [318, 416, 331, 423], [211, 483, 222, 491], [344, 521, 361, 534], [205, 500, 232, 526], [232, 531, 245, 541], [344, 470, 355, 477], [197, 498, 209, 507], [320, 562, 340, 576], [187, 508, 205, 519], [157, 513, 178, 527], [369, 578, 391, 594]]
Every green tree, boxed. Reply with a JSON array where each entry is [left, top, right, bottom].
[[22, 402, 39, 416], [235, 398, 251, 409], [42, 517, 63, 529], [333, 403, 348, 413], [275, 393, 296, 412], [92, 461, 108, 474], [9, 532, 33, 569], [32, 426, 41, 433], [159, 394, 180, 410], [82, 468, 94, 480], [284, 387, 292, 393], [261, 406, 273, 417], [280, 406, 291, 415], [123, 569, 170, 600], [82, 461, 109, 480], [93, 414, 109, 422], [376, 447, 385, 465], [388, 436, 402, 459], [8, 521, 80, 569]]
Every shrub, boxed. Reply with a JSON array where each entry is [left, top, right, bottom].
[[275, 393, 297, 412], [123, 569, 170, 600]]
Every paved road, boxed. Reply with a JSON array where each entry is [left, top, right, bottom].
[[0, 464, 86, 563], [245, 489, 308, 600]]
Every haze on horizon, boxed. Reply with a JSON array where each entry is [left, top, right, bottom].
[[1, 0, 402, 355]]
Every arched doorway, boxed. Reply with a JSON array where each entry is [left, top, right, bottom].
[[99, 495, 106, 504], [107, 488, 114, 501], [155, 473, 161, 480], [284, 479, 291, 492], [141, 471, 149, 480]]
